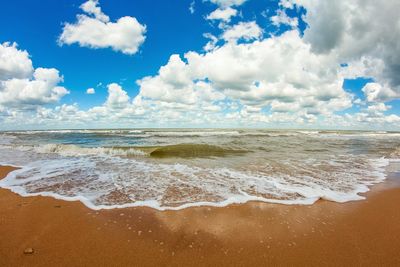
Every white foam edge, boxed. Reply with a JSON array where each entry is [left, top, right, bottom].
[[0, 157, 393, 211], [0, 163, 318, 210]]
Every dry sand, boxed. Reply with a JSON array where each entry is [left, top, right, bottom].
[[1, 165, 400, 266]]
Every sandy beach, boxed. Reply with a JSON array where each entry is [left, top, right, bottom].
[[0, 166, 399, 266], [2, 0, 400, 265]]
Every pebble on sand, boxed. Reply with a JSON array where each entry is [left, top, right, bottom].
[[23, 248, 34, 255]]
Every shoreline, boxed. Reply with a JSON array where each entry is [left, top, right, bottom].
[[1, 165, 400, 266], [1, 159, 396, 212]]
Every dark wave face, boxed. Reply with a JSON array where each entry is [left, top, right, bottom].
[[0, 129, 399, 210], [145, 144, 247, 158]]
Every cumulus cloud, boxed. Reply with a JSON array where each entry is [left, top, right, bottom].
[[0, 42, 33, 81], [80, 0, 109, 22], [0, 68, 69, 108], [206, 7, 238, 22], [207, 0, 247, 8], [221, 21, 263, 42], [59, 0, 146, 55], [0, 43, 68, 109], [203, 33, 219, 51], [2, 0, 400, 130], [86, 88, 95, 94], [130, 28, 352, 126], [36, 0, 397, 130], [105, 83, 130, 109], [106, 83, 129, 109], [137, 54, 224, 106], [366, 103, 390, 114], [290, 0, 400, 101], [205, 0, 247, 25], [362, 83, 398, 103], [270, 9, 298, 28], [343, 103, 400, 126]]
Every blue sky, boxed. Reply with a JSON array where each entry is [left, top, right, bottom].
[[0, 0, 399, 130], [0, 0, 294, 105], [1, 0, 212, 108]]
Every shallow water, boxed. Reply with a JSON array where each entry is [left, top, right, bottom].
[[0, 129, 399, 210]]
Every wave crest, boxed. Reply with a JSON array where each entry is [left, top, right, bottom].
[[7, 143, 247, 159], [32, 144, 147, 157], [147, 144, 247, 158]]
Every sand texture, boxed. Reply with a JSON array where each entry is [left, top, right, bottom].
[[1, 166, 400, 266]]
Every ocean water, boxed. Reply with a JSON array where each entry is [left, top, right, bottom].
[[0, 129, 399, 210]]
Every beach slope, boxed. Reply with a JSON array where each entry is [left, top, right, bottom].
[[1, 166, 400, 266]]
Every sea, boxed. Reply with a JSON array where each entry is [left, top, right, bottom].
[[0, 129, 399, 210]]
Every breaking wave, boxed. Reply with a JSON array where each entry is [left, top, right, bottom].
[[5, 143, 247, 159]]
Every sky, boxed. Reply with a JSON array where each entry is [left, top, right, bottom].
[[0, 0, 400, 130]]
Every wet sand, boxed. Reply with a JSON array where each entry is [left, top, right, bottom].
[[1, 165, 400, 266]]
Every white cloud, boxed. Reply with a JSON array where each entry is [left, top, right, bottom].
[[366, 103, 390, 114], [206, 7, 238, 22], [279, 0, 295, 9], [0, 42, 33, 81], [362, 83, 398, 103], [86, 88, 95, 94], [207, 0, 247, 8], [2, 0, 400, 130], [137, 55, 224, 105], [80, 0, 109, 22], [105, 83, 130, 109], [203, 33, 219, 51], [59, 0, 146, 55], [0, 43, 68, 110], [189, 1, 195, 14], [292, 0, 400, 101], [221, 21, 263, 42], [343, 103, 400, 126], [130, 29, 352, 125], [271, 9, 298, 28], [0, 68, 69, 108]]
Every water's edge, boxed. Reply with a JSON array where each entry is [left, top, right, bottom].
[[1, 159, 397, 211]]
